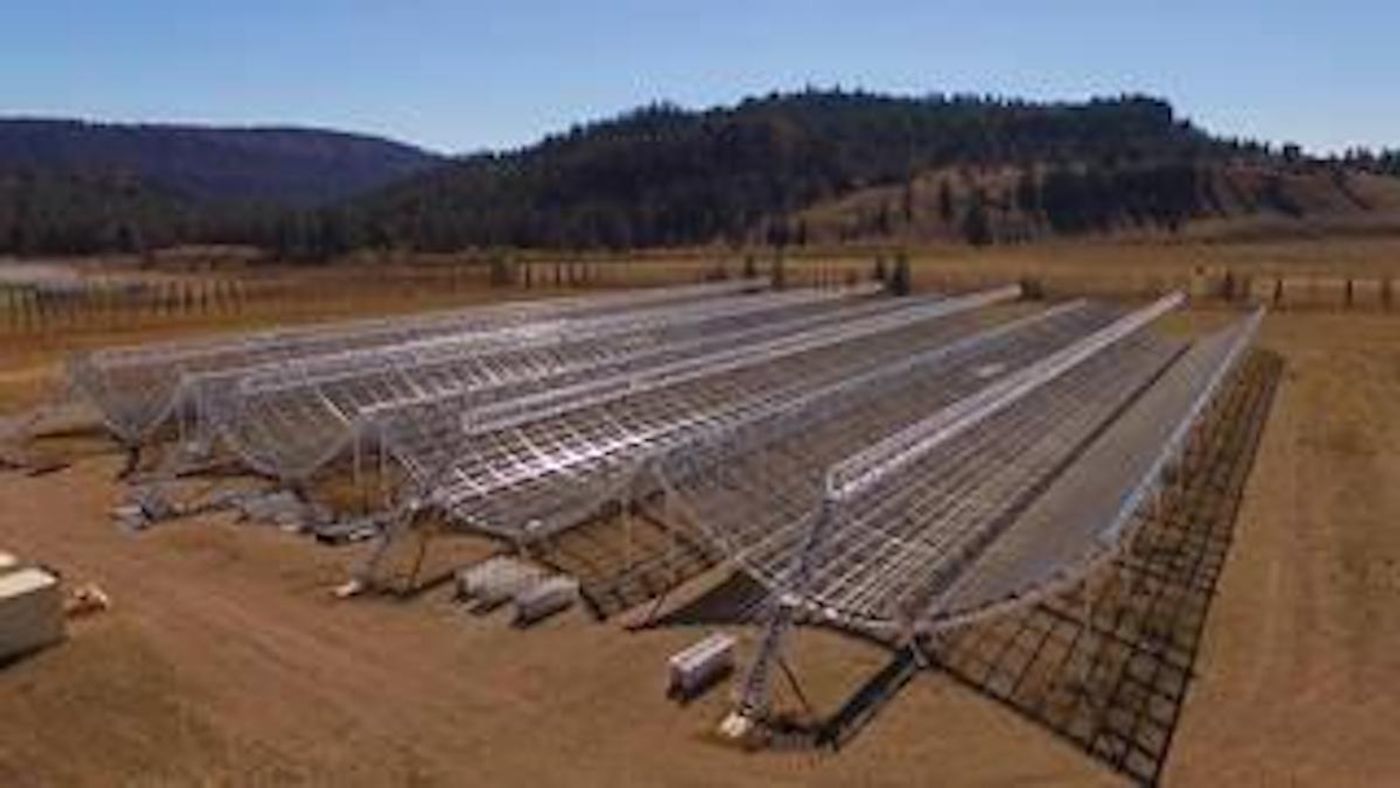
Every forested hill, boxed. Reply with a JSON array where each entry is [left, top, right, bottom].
[[4, 93, 1397, 258], [349, 92, 1269, 250], [0, 120, 440, 205], [0, 120, 441, 256]]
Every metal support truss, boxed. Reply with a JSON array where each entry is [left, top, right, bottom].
[[717, 301, 1266, 733], [166, 285, 880, 485], [69, 278, 768, 446], [395, 285, 1023, 541]]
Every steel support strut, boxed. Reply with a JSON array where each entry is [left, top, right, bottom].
[[723, 497, 840, 738]]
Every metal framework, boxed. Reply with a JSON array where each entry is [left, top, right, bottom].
[[77, 272, 1266, 745], [377, 286, 1024, 537], [927, 345, 1280, 785], [199, 284, 887, 481], [68, 278, 767, 445], [926, 307, 1265, 630], [689, 297, 1264, 727]]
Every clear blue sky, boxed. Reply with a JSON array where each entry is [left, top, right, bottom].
[[1, 1, 1394, 155]]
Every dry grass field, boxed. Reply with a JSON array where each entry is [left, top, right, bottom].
[[1, 239, 1398, 785]]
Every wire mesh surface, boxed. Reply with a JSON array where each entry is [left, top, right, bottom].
[[201, 286, 883, 480], [390, 287, 1026, 538], [658, 297, 1206, 631], [930, 348, 1280, 786], [929, 309, 1264, 629], [68, 278, 766, 443], [78, 273, 1264, 669], [655, 302, 1118, 553], [369, 290, 1004, 493]]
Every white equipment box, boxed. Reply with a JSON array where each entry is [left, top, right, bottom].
[[0, 567, 65, 662]]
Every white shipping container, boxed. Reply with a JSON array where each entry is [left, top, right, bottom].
[[513, 576, 578, 626], [668, 633, 736, 699], [0, 567, 65, 662]]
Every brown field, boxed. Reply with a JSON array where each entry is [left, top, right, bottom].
[[1, 238, 1399, 785]]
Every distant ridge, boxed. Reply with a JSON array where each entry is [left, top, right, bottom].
[[0, 118, 441, 207], [3, 91, 1399, 258], [352, 91, 1392, 251]]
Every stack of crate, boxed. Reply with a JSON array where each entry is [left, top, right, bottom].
[[455, 556, 579, 625]]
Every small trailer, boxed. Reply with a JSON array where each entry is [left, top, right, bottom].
[[512, 576, 578, 626], [0, 551, 17, 574], [668, 633, 737, 700], [456, 556, 547, 609], [0, 567, 65, 662]]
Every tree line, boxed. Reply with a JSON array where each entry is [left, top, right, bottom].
[[0, 91, 1362, 260], [350, 91, 1246, 252]]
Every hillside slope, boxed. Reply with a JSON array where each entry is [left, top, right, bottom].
[[791, 160, 1400, 246], [353, 91, 1243, 250], [0, 120, 440, 206], [0, 119, 442, 255], [5, 93, 1399, 259]]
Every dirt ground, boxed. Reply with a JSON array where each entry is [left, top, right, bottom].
[[1, 251, 1399, 785], [1163, 311, 1400, 786], [0, 456, 1116, 787]]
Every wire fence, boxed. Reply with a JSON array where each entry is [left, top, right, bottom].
[[0, 267, 505, 335]]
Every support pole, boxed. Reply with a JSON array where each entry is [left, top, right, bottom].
[[723, 497, 840, 739], [623, 489, 634, 574], [341, 504, 415, 598], [353, 432, 366, 514]]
